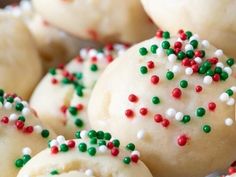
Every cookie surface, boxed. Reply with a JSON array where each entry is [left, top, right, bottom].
[[0, 11, 42, 99], [17, 131, 153, 177], [30, 44, 128, 139], [88, 31, 236, 177], [141, 0, 236, 58], [32, 0, 157, 43], [0, 90, 54, 177]]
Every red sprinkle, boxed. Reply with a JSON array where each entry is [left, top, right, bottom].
[[162, 119, 170, 128], [131, 154, 139, 163], [128, 94, 138, 103], [208, 102, 216, 111], [51, 146, 59, 154], [195, 85, 203, 93], [174, 41, 182, 49], [51, 78, 58, 84], [172, 88, 182, 99], [23, 126, 34, 134], [147, 61, 155, 69], [60, 105, 68, 114], [15, 120, 24, 129], [76, 104, 84, 111], [125, 109, 134, 118], [154, 114, 163, 123], [180, 33, 187, 40], [156, 30, 163, 38], [151, 75, 160, 85], [139, 108, 148, 116], [194, 50, 202, 57], [177, 135, 188, 146], [111, 148, 119, 156], [67, 140, 76, 148], [1, 116, 9, 124], [106, 55, 113, 63], [107, 142, 114, 149], [228, 167, 236, 175], [213, 74, 220, 82]]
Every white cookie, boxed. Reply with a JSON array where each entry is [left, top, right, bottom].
[[30, 44, 128, 139], [17, 132, 153, 177], [5, 1, 99, 71], [0, 89, 54, 177], [32, 0, 157, 43], [88, 30, 236, 177], [0, 11, 42, 99], [141, 0, 236, 58]]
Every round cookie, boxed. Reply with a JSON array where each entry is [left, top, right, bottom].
[[88, 30, 236, 177], [17, 131, 153, 177], [141, 0, 236, 58], [32, 0, 157, 44], [4, 0, 100, 71], [0, 11, 42, 99], [30, 44, 128, 139], [0, 89, 54, 177]]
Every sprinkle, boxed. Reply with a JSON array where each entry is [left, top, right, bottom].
[[216, 62, 224, 68], [128, 94, 138, 103], [150, 75, 159, 84], [154, 114, 163, 123], [215, 49, 223, 57], [231, 86, 236, 92], [177, 135, 188, 146], [224, 67, 232, 75], [162, 119, 170, 127], [172, 88, 182, 99], [227, 98, 235, 106], [139, 47, 148, 56], [172, 65, 180, 73], [226, 58, 235, 66], [34, 125, 42, 133], [202, 125, 211, 133], [139, 107, 148, 116], [166, 108, 176, 118], [137, 130, 145, 139], [175, 112, 183, 121], [168, 54, 177, 63], [225, 118, 234, 126], [85, 169, 93, 176], [140, 66, 148, 74], [4, 102, 12, 109], [208, 102, 216, 111], [194, 57, 202, 64], [219, 93, 230, 102], [185, 44, 193, 51], [98, 145, 107, 153], [185, 67, 193, 75], [80, 130, 88, 139], [196, 107, 206, 117], [156, 48, 164, 57], [195, 85, 203, 93], [22, 147, 31, 155], [201, 40, 209, 48], [152, 96, 160, 104], [125, 109, 134, 118], [166, 71, 174, 80], [9, 113, 17, 121], [180, 80, 188, 88], [203, 76, 213, 85]]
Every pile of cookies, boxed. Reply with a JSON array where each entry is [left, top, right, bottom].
[[0, 0, 235, 177]]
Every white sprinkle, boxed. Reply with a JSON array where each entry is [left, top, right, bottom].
[[219, 93, 230, 102], [57, 135, 66, 144], [227, 98, 235, 106], [225, 118, 234, 126], [223, 67, 232, 75], [80, 49, 88, 58], [214, 49, 223, 57], [201, 40, 209, 48], [190, 34, 199, 41], [21, 101, 28, 107], [9, 113, 17, 121], [4, 102, 12, 110], [88, 49, 97, 58], [157, 48, 164, 57], [131, 150, 140, 157], [175, 112, 183, 121], [185, 67, 193, 75], [22, 147, 32, 155], [50, 139, 58, 147], [137, 130, 145, 139], [34, 125, 42, 133], [172, 65, 180, 73], [216, 62, 224, 68], [168, 54, 177, 63], [194, 57, 202, 64], [80, 130, 88, 139], [98, 145, 107, 153], [185, 44, 193, 51], [203, 76, 213, 85], [166, 108, 176, 118], [231, 86, 236, 92], [96, 53, 105, 60], [85, 169, 93, 176], [22, 108, 30, 116], [14, 97, 21, 102]]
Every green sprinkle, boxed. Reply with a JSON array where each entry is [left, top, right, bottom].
[[104, 132, 112, 140], [41, 129, 50, 138], [90, 64, 98, 72], [198, 66, 207, 74], [6, 96, 14, 103], [163, 31, 170, 39], [202, 125, 211, 133], [139, 47, 148, 56], [226, 58, 235, 66], [76, 72, 83, 80], [49, 68, 56, 75], [180, 80, 188, 88], [150, 44, 158, 54], [76, 87, 84, 97], [112, 139, 120, 147], [0, 89, 4, 96], [186, 50, 194, 58], [18, 116, 25, 122], [96, 131, 105, 139], [75, 118, 83, 127], [15, 103, 24, 111], [181, 115, 191, 124], [203, 61, 212, 70], [69, 106, 77, 116], [50, 170, 59, 175], [177, 51, 185, 60], [226, 89, 234, 96], [78, 143, 87, 152], [98, 140, 106, 146], [88, 147, 96, 156], [61, 78, 70, 84], [123, 157, 131, 164], [206, 70, 214, 76], [140, 66, 148, 74], [126, 143, 135, 151], [152, 96, 160, 104], [214, 67, 222, 74], [90, 137, 97, 145], [88, 130, 97, 138], [161, 41, 170, 49], [166, 71, 174, 80], [166, 48, 174, 56], [75, 131, 81, 139], [190, 40, 198, 49], [196, 107, 206, 117], [185, 31, 193, 39], [60, 144, 69, 152], [22, 155, 31, 164], [15, 159, 24, 168], [220, 71, 228, 80]]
